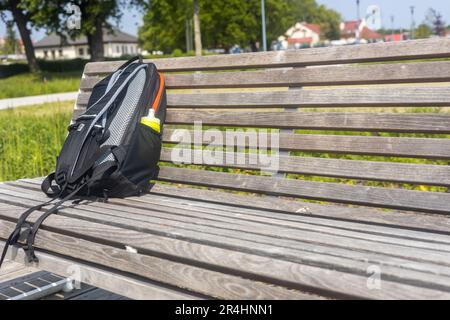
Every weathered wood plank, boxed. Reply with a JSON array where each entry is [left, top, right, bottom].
[[160, 148, 450, 186], [156, 167, 450, 214], [166, 87, 450, 108], [1, 199, 449, 299], [11, 178, 450, 234], [6, 182, 450, 252], [11, 180, 450, 256], [82, 38, 450, 74], [0, 220, 317, 300], [80, 61, 450, 90], [164, 129, 450, 159], [76, 85, 450, 108], [165, 111, 450, 133], [120, 183, 450, 235], [3, 243, 198, 300]]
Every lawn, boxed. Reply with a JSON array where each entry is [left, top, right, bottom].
[[0, 72, 81, 99], [0, 101, 73, 182]]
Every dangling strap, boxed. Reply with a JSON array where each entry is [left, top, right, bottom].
[[0, 196, 58, 269], [22, 181, 88, 264]]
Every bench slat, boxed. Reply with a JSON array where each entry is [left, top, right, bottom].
[[160, 148, 450, 186], [148, 184, 450, 234], [0, 219, 311, 300], [157, 166, 450, 214], [8, 181, 450, 247], [165, 111, 450, 133], [82, 38, 450, 74], [163, 129, 450, 159], [76, 85, 450, 108], [80, 61, 450, 90], [166, 86, 450, 108]]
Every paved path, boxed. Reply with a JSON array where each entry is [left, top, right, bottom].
[[0, 92, 78, 110]]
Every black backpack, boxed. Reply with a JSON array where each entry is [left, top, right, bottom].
[[0, 56, 166, 268]]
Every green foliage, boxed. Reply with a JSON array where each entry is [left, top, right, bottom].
[[139, 0, 192, 53], [37, 58, 88, 73], [0, 59, 87, 79], [139, 0, 341, 53], [286, 0, 341, 40], [415, 24, 432, 39], [0, 63, 30, 78], [0, 102, 73, 182], [22, 0, 146, 60]]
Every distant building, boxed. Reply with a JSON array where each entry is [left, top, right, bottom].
[[275, 22, 322, 50], [34, 29, 140, 60], [384, 33, 406, 42], [340, 20, 382, 44]]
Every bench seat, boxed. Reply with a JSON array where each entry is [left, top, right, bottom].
[[2, 38, 450, 299], [1, 178, 450, 299]]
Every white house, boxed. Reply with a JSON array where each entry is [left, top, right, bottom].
[[274, 22, 321, 50], [34, 29, 140, 60], [339, 20, 382, 44]]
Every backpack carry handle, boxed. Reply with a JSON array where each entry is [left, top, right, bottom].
[[117, 55, 143, 71]]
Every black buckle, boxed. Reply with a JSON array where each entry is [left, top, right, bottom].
[[22, 245, 38, 264]]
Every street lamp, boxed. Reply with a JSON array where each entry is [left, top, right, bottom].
[[261, 0, 267, 51], [356, 0, 361, 42], [410, 6, 415, 40]]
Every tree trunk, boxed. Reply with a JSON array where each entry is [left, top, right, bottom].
[[87, 18, 105, 61], [193, 0, 202, 56], [10, 0, 40, 73]]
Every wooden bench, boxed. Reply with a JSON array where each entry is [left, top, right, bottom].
[[1, 38, 450, 299]]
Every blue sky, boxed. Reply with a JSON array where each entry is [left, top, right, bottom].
[[1, 0, 449, 41], [316, 0, 450, 30]]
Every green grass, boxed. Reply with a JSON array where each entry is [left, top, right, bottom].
[[0, 72, 81, 99], [0, 101, 73, 182]]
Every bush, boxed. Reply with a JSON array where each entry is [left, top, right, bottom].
[[171, 49, 184, 57], [0, 63, 29, 78], [37, 58, 89, 73]]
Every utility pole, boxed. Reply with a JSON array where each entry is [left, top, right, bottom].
[[391, 15, 395, 39], [356, 0, 361, 21], [185, 18, 192, 52], [261, 0, 267, 51], [356, 0, 361, 42], [410, 6, 415, 40], [193, 0, 202, 56]]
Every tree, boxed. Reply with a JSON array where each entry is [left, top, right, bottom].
[[286, 0, 341, 40], [139, 0, 192, 54], [139, 0, 340, 53], [193, 0, 202, 56], [4, 21, 17, 54], [0, 0, 40, 72], [24, 0, 146, 61], [426, 8, 446, 37], [415, 23, 432, 39]]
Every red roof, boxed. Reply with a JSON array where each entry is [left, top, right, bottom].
[[385, 34, 404, 42], [360, 27, 382, 40], [303, 23, 321, 35], [342, 20, 361, 32], [288, 37, 313, 44]]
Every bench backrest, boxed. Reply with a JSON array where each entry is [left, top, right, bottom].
[[75, 38, 450, 215]]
